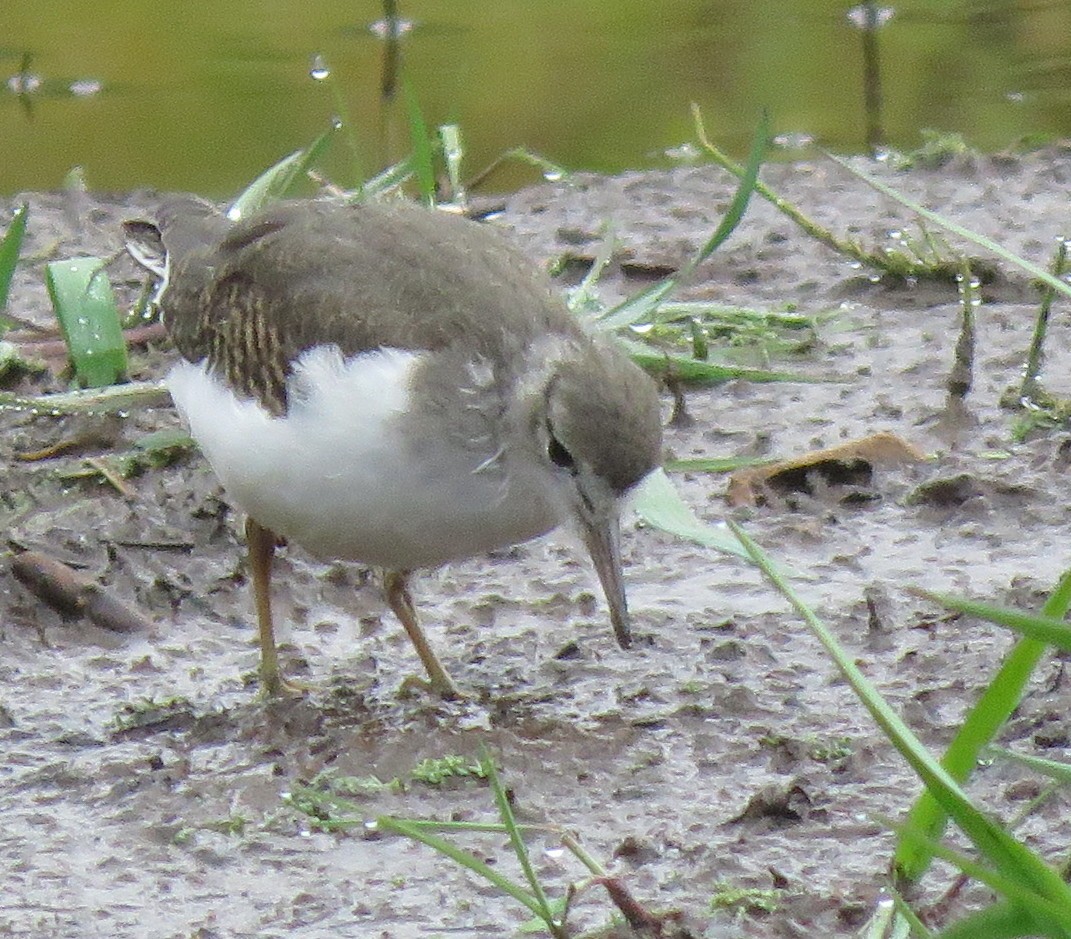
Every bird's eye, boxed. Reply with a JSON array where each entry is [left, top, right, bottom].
[[547, 432, 576, 471]]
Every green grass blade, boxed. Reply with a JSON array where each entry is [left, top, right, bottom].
[[895, 572, 1071, 880], [988, 746, 1071, 786], [46, 258, 128, 388], [664, 456, 771, 473], [404, 83, 436, 206], [440, 123, 465, 202], [0, 380, 170, 415], [935, 902, 1058, 939], [479, 749, 556, 924], [729, 521, 1071, 927], [0, 202, 29, 328], [915, 588, 1071, 653], [375, 815, 545, 919], [598, 110, 768, 330], [565, 228, 618, 317], [228, 127, 335, 220], [360, 156, 414, 199], [890, 890, 934, 938], [623, 341, 826, 386], [826, 154, 1071, 301], [881, 816, 1071, 937], [633, 468, 747, 558]]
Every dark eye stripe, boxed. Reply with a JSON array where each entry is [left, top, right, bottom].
[[547, 434, 575, 471]]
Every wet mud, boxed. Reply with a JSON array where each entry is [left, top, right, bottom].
[[3, 150, 1071, 936]]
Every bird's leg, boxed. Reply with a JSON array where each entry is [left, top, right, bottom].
[[384, 570, 462, 699], [246, 517, 311, 696]]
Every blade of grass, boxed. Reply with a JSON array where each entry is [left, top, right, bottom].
[[880, 816, 1071, 937], [404, 83, 436, 207], [664, 456, 772, 473], [0, 202, 29, 329], [895, 573, 1071, 880], [360, 155, 414, 199], [729, 521, 1071, 932], [46, 258, 128, 387], [228, 127, 336, 220], [464, 147, 570, 192], [0, 380, 170, 415], [440, 123, 465, 204], [826, 153, 1071, 301], [480, 748, 557, 926], [889, 890, 933, 939], [987, 746, 1071, 786], [597, 111, 769, 330], [633, 468, 747, 559], [375, 815, 547, 919], [913, 587, 1071, 653], [623, 341, 828, 386], [935, 902, 1059, 939], [565, 227, 618, 317]]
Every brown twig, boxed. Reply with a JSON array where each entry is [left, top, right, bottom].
[[593, 876, 685, 935], [11, 549, 150, 633], [7, 321, 167, 360]]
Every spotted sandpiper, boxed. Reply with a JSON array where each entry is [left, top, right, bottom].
[[125, 196, 663, 698]]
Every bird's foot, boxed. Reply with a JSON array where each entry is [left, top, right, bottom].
[[399, 672, 468, 701], [259, 669, 321, 698]]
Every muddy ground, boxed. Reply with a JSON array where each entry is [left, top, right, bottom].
[[3, 150, 1071, 938]]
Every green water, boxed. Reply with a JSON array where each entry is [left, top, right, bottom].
[[2, 0, 1070, 197]]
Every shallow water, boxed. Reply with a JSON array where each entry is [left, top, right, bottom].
[[3, 0, 1071, 196]]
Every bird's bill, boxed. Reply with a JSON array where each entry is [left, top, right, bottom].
[[579, 511, 632, 649]]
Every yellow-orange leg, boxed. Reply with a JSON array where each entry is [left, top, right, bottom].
[[384, 570, 462, 699], [246, 517, 310, 696]]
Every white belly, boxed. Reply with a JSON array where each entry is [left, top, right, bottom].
[[167, 345, 563, 569]]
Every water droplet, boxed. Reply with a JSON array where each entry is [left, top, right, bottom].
[[773, 132, 814, 150], [363, 820, 379, 832], [69, 78, 102, 97], [664, 142, 699, 163], [369, 17, 415, 39], [542, 169, 564, 182], [7, 72, 42, 94], [309, 55, 330, 82], [543, 847, 564, 860], [846, 4, 895, 30]]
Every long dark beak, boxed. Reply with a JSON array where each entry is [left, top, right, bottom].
[[579, 511, 632, 648]]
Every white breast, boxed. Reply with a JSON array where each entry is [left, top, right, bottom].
[[167, 345, 563, 569]]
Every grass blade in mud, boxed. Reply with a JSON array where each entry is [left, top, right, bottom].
[[228, 127, 336, 220], [597, 110, 769, 331], [729, 522, 1071, 935], [633, 468, 747, 559], [0, 202, 29, 328], [405, 83, 436, 207], [895, 573, 1071, 882], [45, 257, 128, 388], [826, 153, 1071, 300]]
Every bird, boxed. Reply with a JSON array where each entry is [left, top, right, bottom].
[[125, 196, 663, 698]]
